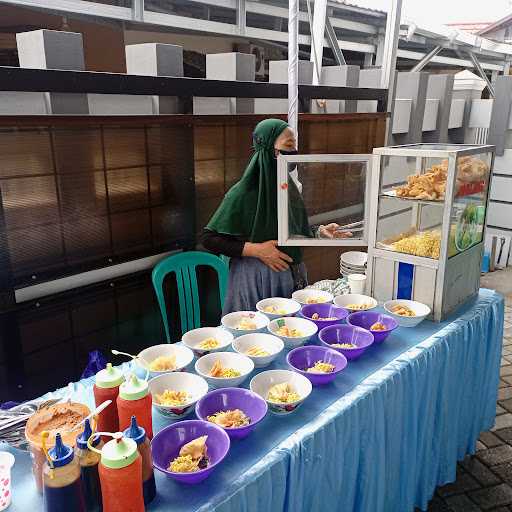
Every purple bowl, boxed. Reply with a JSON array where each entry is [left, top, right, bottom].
[[300, 303, 349, 330], [347, 311, 398, 343], [319, 324, 374, 360], [286, 345, 347, 385], [151, 419, 230, 484], [195, 387, 268, 439]]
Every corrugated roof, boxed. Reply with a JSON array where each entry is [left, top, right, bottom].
[[328, 0, 387, 17], [477, 12, 512, 35]]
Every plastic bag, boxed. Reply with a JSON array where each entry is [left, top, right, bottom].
[[81, 350, 107, 380]]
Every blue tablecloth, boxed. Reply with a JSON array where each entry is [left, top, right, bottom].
[[3, 289, 504, 512]]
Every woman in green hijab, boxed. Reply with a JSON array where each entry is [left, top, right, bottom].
[[201, 118, 349, 314]]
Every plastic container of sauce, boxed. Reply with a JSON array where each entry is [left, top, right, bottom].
[[25, 402, 90, 493], [116, 374, 153, 439], [93, 364, 124, 436], [75, 418, 103, 512], [42, 432, 86, 512], [87, 432, 144, 512], [123, 416, 156, 505]]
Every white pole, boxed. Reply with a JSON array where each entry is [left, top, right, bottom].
[[288, 0, 299, 142]]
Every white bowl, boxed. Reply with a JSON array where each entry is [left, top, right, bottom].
[[333, 294, 378, 312], [232, 333, 284, 368], [291, 289, 334, 306], [340, 251, 368, 267], [221, 311, 269, 338], [149, 372, 209, 419], [267, 317, 318, 350], [250, 369, 312, 415], [137, 344, 194, 378], [256, 297, 301, 320], [182, 327, 234, 358], [195, 352, 255, 388], [383, 299, 431, 327]]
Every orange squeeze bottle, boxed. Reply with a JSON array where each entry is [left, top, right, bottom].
[[93, 363, 124, 435], [87, 432, 144, 512], [116, 374, 153, 439]]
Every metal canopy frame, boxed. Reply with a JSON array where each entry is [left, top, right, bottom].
[[3, 0, 511, 72]]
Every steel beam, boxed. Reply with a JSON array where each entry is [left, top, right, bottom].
[[307, 0, 328, 85], [237, 0, 246, 36], [380, 0, 402, 91], [0, 66, 388, 106], [132, 0, 143, 22], [410, 45, 443, 72], [468, 50, 496, 98], [325, 16, 346, 66]]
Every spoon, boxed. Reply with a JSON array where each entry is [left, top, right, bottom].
[[111, 349, 150, 369], [64, 400, 112, 434]]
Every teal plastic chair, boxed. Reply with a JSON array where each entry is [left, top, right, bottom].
[[152, 251, 229, 342]]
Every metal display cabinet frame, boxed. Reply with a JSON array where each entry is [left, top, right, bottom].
[[277, 154, 373, 247], [366, 143, 495, 321]]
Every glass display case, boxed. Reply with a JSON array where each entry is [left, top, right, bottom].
[[277, 154, 373, 247], [367, 144, 495, 321]]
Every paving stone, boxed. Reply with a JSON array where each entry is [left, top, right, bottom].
[[495, 428, 512, 443], [503, 347, 512, 356], [506, 356, 512, 364], [493, 414, 512, 431], [468, 484, 512, 510], [476, 441, 486, 451], [444, 494, 480, 512], [502, 399, 512, 413], [491, 462, 512, 485], [503, 358, 511, 366], [498, 404, 507, 415], [477, 445, 512, 466], [503, 376, 512, 386], [500, 366, 512, 377], [480, 431, 505, 448], [426, 495, 452, 512], [504, 338, 512, 347], [462, 456, 502, 486], [438, 473, 481, 497], [501, 380, 509, 388], [499, 387, 512, 400]]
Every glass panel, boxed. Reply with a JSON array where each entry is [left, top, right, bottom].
[[379, 154, 450, 202], [448, 151, 492, 258], [375, 196, 443, 259], [287, 160, 367, 241], [390, 144, 479, 151]]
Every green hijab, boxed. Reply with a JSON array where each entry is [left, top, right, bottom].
[[206, 118, 312, 263]]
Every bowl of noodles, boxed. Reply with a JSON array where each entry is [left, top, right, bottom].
[[291, 288, 334, 305], [256, 297, 301, 320], [195, 387, 267, 439], [152, 420, 230, 484], [136, 344, 194, 379], [286, 345, 348, 386], [318, 324, 374, 360], [299, 303, 349, 330], [195, 352, 254, 389], [182, 327, 234, 358], [221, 311, 269, 338], [232, 333, 284, 368], [149, 372, 209, 419], [250, 369, 312, 415], [267, 317, 318, 350]]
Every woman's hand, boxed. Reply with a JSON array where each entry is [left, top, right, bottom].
[[318, 223, 353, 239], [243, 240, 293, 272]]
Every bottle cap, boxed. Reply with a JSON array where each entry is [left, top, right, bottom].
[[123, 416, 146, 445], [76, 418, 100, 450], [119, 374, 148, 401], [101, 433, 138, 469], [48, 433, 74, 468], [95, 363, 124, 389]]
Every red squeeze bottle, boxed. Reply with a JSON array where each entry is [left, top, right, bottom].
[[93, 363, 124, 435], [87, 432, 144, 512], [116, 374, 153, 439]]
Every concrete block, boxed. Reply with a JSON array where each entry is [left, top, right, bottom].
[[16, 29, 85, 70]]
